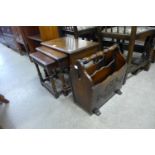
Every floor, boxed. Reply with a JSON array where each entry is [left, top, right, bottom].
[[0, 43, 155, 129]]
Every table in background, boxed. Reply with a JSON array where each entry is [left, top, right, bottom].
[[99, 26, 155, 81]]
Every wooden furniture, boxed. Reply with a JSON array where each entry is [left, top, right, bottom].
[[36, 46, 69, 96], [31, 36, 99, 97], [12, 27, 30, 55], [0, 26, 31, 55], [31, 37, 129, 115], [70, 45, 127, 115], [0, 94, 9, 104], [61, 26, 98, 41], [0, 26, 60, 58], [151, 38, 155, 63], [39, 26, 59, 41], [20, 26, 41, 55], [98, 26, 155, 82], [41, 36, 100, 66], [0, 26, 38, 55], [0, 26, 20, 52], [99, 26, 155, 41], [30, 52, 60, 98], [21, 26, 60, 54], [152, 49, 155, 63], [41, 36, 100, 95]]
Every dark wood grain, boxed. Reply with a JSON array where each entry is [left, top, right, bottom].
[[41, 37, 99, 54], [70, 45, 127, 115], [30, 52, 56, 66], [36, 46, 67, 61]]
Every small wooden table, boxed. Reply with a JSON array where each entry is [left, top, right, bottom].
[[39, 37, 99, 96], [41, 36, 100, 66]]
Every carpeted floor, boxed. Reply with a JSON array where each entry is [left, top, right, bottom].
[[0, 43, 155, 129]]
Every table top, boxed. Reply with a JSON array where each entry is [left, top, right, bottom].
[[41, 36, 99, 55], [101, 26, 155, 40], [36, 46, 67, 61], [30, 52, 55, 66]]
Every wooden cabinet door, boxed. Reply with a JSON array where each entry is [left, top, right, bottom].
[[39, 26, 59, 41]]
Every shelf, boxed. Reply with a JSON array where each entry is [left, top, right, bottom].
[[28, 34, 42, 42]]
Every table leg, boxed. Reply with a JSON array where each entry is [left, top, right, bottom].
[[46, 68, 59, 98], [59, 62, 69, 96], [35, 63, 44, 84], [123, 26, 137, 84]]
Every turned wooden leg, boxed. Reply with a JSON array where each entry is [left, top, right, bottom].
[[50, 76, 59, 98], [60, 73, 68, 96], [35, 63, 44, 84], [46, 68, 59, 98], [59, 63, 69, 96]]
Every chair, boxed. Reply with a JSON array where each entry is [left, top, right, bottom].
[[70, 44, 127, 115], [97, 26, 135, 51], [61, 26, 98, 41]]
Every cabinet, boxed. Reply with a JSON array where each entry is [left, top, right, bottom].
[[0, 26, 19, 51], [0, 26, 29, 55], [21, 26, 60, 54], [0, 26, 60, 56]]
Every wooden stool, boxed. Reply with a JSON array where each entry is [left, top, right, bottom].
[[36, 46, 69, 96], [30, 52, 59, 98]]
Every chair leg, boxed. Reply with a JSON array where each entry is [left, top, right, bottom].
[[0, 94, 9, 104]]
